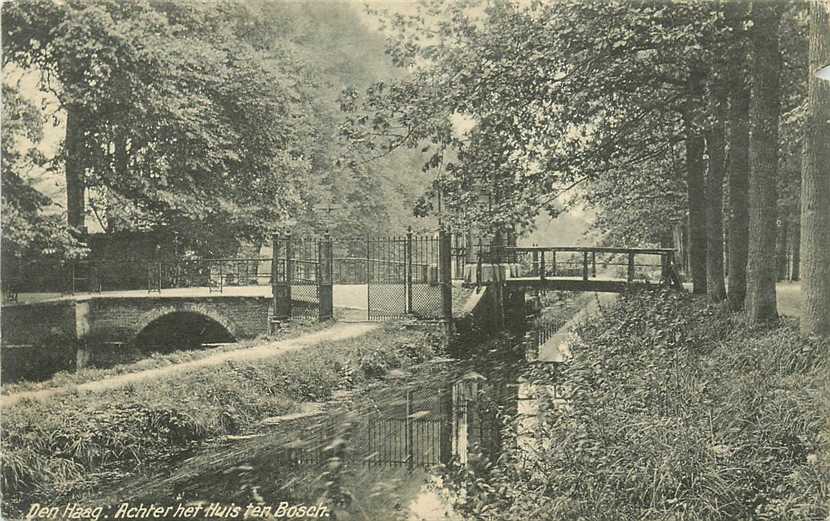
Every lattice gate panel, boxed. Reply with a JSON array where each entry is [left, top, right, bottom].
[[409, 236, 442, 319], [291, 238, 320, 320], [367, 237, 408, 321]]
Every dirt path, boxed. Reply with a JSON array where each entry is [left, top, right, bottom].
[[1, 322, 378, 408]]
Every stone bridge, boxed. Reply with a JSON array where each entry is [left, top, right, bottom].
[[1, 290, 271, 377]]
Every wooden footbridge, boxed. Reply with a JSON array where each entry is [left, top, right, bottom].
[[473, 245, 683, 293]]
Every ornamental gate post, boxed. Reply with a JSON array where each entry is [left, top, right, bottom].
[[318, 233, 333, 321], [272, 233, 292, 323], [438, 228, 453, 336]]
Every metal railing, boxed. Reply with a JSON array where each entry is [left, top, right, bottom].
[[147, 257, 272, 293], [475, 245, 681, 288]]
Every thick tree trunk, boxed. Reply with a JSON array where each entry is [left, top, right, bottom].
[[745, 2, 782, 323], [685, 71, 708, 295], [705, 88, 727, 302], [65, 107, 86, 233], [800, 0, 830, 337], [726, 4, 751, 312]]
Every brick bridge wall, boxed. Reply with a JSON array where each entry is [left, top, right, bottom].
[[1, 296, 272, 379], [85, 296, 271, 344]]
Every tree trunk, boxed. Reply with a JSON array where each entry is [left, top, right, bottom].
[[745, 2, 782, 323], [705, 87, 727, 302], [685, 70, 708, 295], [65, 107, 87, 233], [800, 0, 830, 337], [726, 3, 751, 312]]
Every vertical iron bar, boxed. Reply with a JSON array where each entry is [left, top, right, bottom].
[[439, 228, 452, 323], [478, 238, 485, 286], [286, 234, 293, 318], [628, 252, 635, 282], [407, 389, 414, 470], [318, 233, 333, 321], [532, 249, 539, 277], [366, 238, 371, 321], [271, 234, 279, 323], [582, 252, 589, 281], [407, 231, 414, 315], [592, 251, 597, 278]]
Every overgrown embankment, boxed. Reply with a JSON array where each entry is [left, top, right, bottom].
[[0, 322, 444, 518], [443, 288, 830, 520], [1, 320, 328, 396]]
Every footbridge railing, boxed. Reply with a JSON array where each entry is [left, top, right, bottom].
[[474, 245, 682, 290]]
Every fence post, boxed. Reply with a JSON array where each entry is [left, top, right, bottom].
[[540, 250, 546, 281], [406, 226, 413, 314], [582, 252, 589, 281], [439, 228, 453, 335], [591, 251, 597, 278], [318, 233, 333, 321], [476, 238, 483, 287], [91, 263, 101, 292], [627, 252, 635, 282], [272, 233, 291, 325], [532, 249, 539, 277], [406, 389, 414, 471]]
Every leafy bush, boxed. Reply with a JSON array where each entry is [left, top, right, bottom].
[[442, 288, 829, 520]]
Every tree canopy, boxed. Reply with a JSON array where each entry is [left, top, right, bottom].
[[1, 0, 435, 256]]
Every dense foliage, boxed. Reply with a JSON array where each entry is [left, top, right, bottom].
[[341, 1, 729, 232], [1, 83, 85, 257], [341, 0, 817, 321], [2, 0, 315, 243], [442, 288, 829, 520], [0, 0, 435, 257]]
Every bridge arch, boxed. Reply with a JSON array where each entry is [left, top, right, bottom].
[[131, 304, 241, 350]]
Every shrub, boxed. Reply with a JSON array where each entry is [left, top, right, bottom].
[[442, 288, 829, 521]]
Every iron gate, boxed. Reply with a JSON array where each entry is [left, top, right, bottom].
[[332, 234, 445, 321], [273, 235, 330, 321], [367, 237, 408, 321], [363, 386, 451, 468], [365, 417, 446, 467], [272, 231, 450, 323]]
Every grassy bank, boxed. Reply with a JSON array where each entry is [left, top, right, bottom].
[[1, 319, 327, 396], [443, 288, 829, 520], [0, 321, 444, 517]]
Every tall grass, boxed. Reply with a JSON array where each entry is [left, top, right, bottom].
[[442, 288, 829, 520], [0, 322, 444, 518]]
